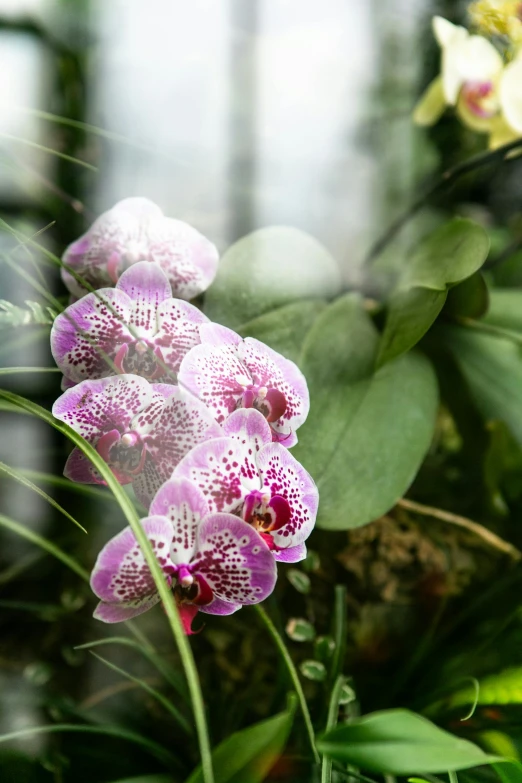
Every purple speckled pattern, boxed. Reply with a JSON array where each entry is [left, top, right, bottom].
[[173, 409, 318, 562], [52, 375, 221, 507], [178, 322, 309, 446], [61, 197, 219, 301], [52, 261, 209, 386], [90, 478, 276, 624]]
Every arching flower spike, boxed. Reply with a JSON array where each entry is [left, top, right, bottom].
[[51, 261, 208, 387], [91, 477, 277, 633], [173, 408, 318, 563], [61, 197, 219, 301], [52, 375, 221, 507], [178, 323, 309, 447]]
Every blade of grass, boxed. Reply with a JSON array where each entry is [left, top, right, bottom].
[[76, 636, 188, 699], [17, 469, 130, 502], [321, 675, 348, 783], [0, 390, 214, 783], [0, 459, 87, 533], [0, 724, 176, 767], [89, 651, 192, 736], [0, 511, 89, 582], [0, 132, 98, 171], [0, 367, 61, 375], [254, 603, 320, 764]]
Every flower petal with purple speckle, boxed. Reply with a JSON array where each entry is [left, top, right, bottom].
[[91, 486, 276, 627], [52, 261, 209, 386], [52, 375, 220, 506], [173, 409, 318, 562], [61, 197, 219, 300], [178, 323, 309, 446]]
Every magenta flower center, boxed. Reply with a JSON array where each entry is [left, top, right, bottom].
[[461, 81, 497, 118], [114, 341, 166, 381], [239, 385, 287, 423], [241, 490, 291, 549], [96, 429, 146, 481]]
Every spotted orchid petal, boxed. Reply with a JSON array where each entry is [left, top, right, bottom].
[[91, 516, 174, 623], [174, 409, 318, 561], [52, 375, 153, 442], [140, 388, 222, 506], [272, 542, 307, 563], [256, 442, 318, 551], [178, 324, 309, 445], [52, 261, 209, 386], [193, 513, 277, 605], [62, 197, 219, 300], [150, 477, 209, 564]]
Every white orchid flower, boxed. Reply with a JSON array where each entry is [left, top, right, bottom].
[[414, 16, 504, 133]]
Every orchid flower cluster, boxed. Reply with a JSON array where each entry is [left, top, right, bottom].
[[414, 3, 522, 149], [50, 198, 318, 633]]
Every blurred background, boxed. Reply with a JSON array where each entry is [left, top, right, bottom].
[[2, 1, 522, 781]]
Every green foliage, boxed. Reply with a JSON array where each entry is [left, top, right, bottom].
[[317, 709, 495, 774], [436, 667, 522, 712], [204, 227, 341, 329], [293, 294, 438, 529], [300, 660, 327, 681], [0, 299, 57, 328], [441, 326, 522, 447], [285, 618, 316, 642], [484, 289, 522, 333], [377, 219, 490, 366], [238, 299, 327, 364], [185, 700, 295, 783], [444, 272, 489, 319]]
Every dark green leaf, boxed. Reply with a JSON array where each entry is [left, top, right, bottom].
[[377, 219, 490, 366], [205, 227, 341, 329], [483, 289, 522, 333], [237, 299, 327, 365], [185, 701, 295, 783], [317, 709, 495, 774], [444, 273, 489, 319], [493, 761, 522, 783], [440, 326, 522, 447], [293, 295, 438, 529]]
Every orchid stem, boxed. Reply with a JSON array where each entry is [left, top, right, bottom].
[[321, 675, 346, 783], [254, 603, 320, 765]]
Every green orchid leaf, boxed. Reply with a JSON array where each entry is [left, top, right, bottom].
[[377, 218, 490, 366], [293, 294, 438, 529], [237, 299, 327, 364], [205, 227, 341, 329], [440, 325, 522, 447], [185, 699, 295, 783], [317, 708, 496, 774]]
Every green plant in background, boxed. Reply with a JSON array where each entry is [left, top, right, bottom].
[[4, 3, 522, 783]]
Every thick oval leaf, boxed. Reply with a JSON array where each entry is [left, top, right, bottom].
[[294, 294, 438, 529], [238, 299, 327, 365], [205, 227, 341, 329], [317, 709, 495, 774], [483, 289, 522, 332], [377, 218, 490, 366], [185, 702, 295, 783], [440, 326, 522, 447]]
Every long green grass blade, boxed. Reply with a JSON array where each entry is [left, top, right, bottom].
[[254, 604, 319, 764], [0, 132, 98, 171], [0, 390, 214, 783], [0, 367, 61, 375], [17, 469, 127, 502], [90, 650, 192, 735], [76, 636, 188, 699], [0, 724, 176, 767], [0, 459, 87, 533], [0, 512, 89, 582]]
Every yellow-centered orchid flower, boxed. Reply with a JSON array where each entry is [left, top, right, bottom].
[[469, 0, 522, 45]]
